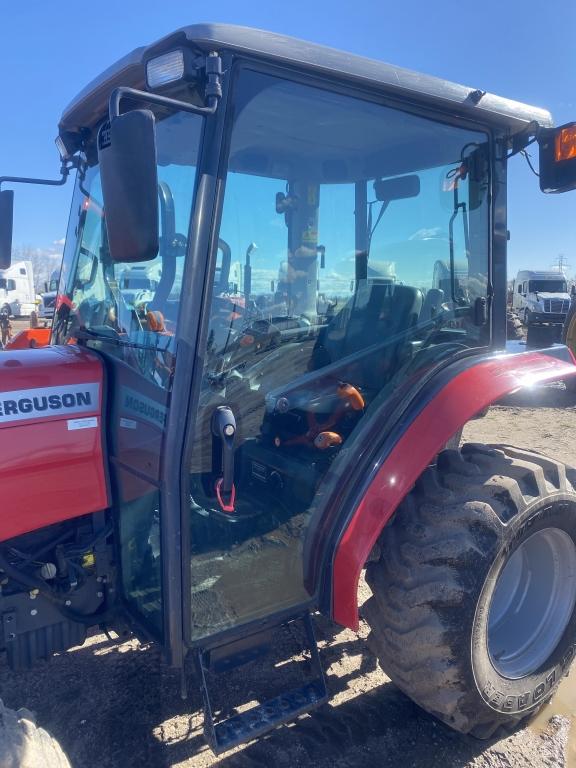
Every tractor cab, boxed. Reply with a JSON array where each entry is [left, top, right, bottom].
[[2, 24, 576, 754], [51, 35, 496, 645]]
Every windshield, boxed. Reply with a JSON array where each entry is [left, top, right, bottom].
[[529, 280, 567, 293], [53, 109, 203, 390]]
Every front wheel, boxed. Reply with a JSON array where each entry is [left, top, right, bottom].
[[364, 444, 576, 738], [0, 698, 71, 767]]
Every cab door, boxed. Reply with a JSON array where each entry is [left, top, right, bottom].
[[184, 68, 491, 643]]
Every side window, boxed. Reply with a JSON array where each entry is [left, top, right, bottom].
[[518, 284, 522, 294], [369, 166, 488, 330]]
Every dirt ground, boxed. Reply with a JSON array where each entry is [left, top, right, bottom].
[[2, 326, 576, 766]]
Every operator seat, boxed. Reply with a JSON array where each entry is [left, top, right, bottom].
[[419, 288, 445, 323], [344, 284, 422, 355], [311, 283, 423, 388]]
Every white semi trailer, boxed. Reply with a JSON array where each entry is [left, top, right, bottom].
[[0, 260, 36, 317]]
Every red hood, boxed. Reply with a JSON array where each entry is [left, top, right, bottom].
[[0, 345, 101, 429], [0, 344, 108, 541]]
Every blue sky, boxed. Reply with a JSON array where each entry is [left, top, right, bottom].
[[1, 1, 575, 278]]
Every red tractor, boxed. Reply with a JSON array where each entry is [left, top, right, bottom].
[[1, 23, 576, 761]]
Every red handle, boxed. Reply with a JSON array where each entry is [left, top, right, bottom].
[[216, 478, 236, 513]]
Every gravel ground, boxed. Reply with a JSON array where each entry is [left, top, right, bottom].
[[1, 578, 574, 768], [1, 323, 576, 767]]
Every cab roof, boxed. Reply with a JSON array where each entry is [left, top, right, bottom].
[[59, 23, 553, 137]]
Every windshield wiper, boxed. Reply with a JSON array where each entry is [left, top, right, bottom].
[[76, 326, 120, 342], [76, 326, 172, 352]]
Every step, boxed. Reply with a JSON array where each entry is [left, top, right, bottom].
[[196, 612, 328, 754]]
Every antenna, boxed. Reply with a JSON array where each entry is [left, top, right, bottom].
[[551, 253, 571, 274]]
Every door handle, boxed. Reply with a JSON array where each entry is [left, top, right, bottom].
[[211, 406, 236, 512]]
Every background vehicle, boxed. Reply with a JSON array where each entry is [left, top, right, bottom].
[[38, 269, 60, 321], [512, 269, 570, 325], [0, 260, 35, 317], [1, 24, 576, 761], [118, 264, 158, 308]]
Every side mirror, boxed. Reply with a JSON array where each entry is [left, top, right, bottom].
[[0, 190, 14, 269], [98, 109, 159, 262], [539, 122, 576, 193]]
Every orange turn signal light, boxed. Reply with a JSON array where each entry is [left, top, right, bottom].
[[555, 125, 576, 162]]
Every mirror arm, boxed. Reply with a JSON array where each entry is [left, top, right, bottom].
[[506, 121, 540, 159], [109, 86, 219, 121], [0, 157, 79, 191]]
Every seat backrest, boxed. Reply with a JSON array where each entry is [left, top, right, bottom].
[[312, 282, 422, 371], [419, 287, 445, 323], [343, 283, 422, 356]]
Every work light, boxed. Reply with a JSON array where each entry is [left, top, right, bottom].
[[146, 50, 195, 89]]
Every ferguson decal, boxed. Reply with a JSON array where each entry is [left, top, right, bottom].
[[0, 383, 99, 425]]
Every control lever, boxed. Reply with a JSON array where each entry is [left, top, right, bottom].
[[211, 406, 237, 513], [474, 296, 487, 326]]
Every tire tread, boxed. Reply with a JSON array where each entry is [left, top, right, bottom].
[[364, 443, 575, 737]]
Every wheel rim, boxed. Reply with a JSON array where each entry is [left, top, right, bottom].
[[488, 526, 576, 679]]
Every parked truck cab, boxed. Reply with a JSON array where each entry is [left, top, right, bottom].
[[0, 260, 36, 317], [513, 269, 570, 325], [38, 270, 61, 321]]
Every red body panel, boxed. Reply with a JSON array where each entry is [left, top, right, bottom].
[[0, 345, 108, 541], [332, 351, 576, 630], [4, 328, 51, 350]]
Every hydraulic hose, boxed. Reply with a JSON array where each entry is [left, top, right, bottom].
[[0, 549, 117, 626]]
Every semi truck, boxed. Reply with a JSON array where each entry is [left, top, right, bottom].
[[38, 270, 61, 321], [0, 260, 36, 317], [512, 269, 571, 326]]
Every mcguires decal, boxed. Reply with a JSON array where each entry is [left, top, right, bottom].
[[0, 383, 99, 425]]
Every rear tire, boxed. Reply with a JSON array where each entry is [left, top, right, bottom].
[[562, 300, 576, 347], [562, 302, 576, 392], [364, 444, 576, 738], [0, 698, 71, 767]]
